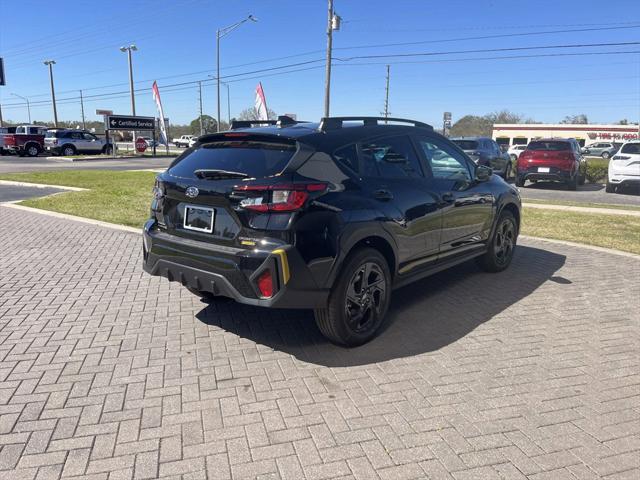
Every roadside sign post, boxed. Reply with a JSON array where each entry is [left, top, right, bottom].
[[105, 115, 156, 158]]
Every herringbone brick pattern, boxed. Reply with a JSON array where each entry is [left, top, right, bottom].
[[0, 205, 638, 479]]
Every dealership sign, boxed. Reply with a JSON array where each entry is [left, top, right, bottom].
[[588, 131, 639, 141], [106, 115, 155, 130]]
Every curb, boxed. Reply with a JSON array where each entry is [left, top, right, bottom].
[[523, 202, 640, 217], [0, 179, 87, 191]]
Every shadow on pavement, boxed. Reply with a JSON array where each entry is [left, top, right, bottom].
[[196, 245, 566, 367], [522, 181, 603, 192]]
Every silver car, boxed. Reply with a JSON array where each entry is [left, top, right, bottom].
[[582, 142, 621, 159], [45, 129, 112, 156]]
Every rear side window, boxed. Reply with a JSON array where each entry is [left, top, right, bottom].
[[621, 143, 640, 154], [45, 131, 64, 138], [527, 141, 571, 151], [168, 140, 296, 179], [360, 135, 423, 179], [452, 140, 479, 150]]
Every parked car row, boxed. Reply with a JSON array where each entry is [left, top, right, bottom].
[[450, 136, 513, 179], [0, 125, 113, 156]]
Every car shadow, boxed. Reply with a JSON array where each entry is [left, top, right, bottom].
[[521, 181, 604, 192], [195, 245, 566, 367]]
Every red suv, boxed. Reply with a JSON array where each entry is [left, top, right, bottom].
[[516, 138, 585, 190]]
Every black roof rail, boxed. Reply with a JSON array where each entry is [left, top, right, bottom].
[[319, 116, 433, 132], [230, 115, 299, 130]]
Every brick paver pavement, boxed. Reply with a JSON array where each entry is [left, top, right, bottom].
[[1, 205, 639, 480]]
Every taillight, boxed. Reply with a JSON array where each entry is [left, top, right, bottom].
[[236, 183, 327, 212], [256, 270, 273, 297]]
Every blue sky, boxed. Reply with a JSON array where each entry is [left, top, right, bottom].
[[1, 0, 639, 127]]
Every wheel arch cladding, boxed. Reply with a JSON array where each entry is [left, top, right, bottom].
[[501, 202, 520, 232], [349, 236, 396, 279]]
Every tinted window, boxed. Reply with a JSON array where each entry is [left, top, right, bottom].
[[452, 140, 478, 150], [418, 138, 472, 182], [70, 132, 83, 140], [527, 141, 571, 151], [360, 136, 423, 179], [333, 144, 359, 173], [168, 140, 296, 179], [83, 133, 96, 141], [45, 131, 64, 138], [621, 143, 640, 154]]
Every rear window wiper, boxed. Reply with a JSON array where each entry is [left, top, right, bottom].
[[194, 169, 248, 180]]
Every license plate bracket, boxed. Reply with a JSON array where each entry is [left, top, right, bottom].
[[183, 205, 215, 233]]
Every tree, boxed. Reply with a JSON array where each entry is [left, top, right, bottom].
[[449, 110, 538, 137], [616, 119, 629, 125], [237, 106, 277, 121], [190, 115, 217, 135], [560, 114, 588, 124]]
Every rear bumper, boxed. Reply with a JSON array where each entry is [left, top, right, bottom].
[[608, 172, 640, 185], [518, 166, 573, 182], [142, 220, 329, 309]]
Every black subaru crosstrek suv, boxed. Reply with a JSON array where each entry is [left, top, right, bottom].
[[143, 116, 521, 347]]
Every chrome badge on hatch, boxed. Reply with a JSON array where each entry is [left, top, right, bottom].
[[185, 186, 199, 198]]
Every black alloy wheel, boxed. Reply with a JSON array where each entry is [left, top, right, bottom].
[[344, 262, 386, 334]]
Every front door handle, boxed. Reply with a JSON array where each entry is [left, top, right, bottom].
[[441, 192, 455, 204], [373, 189, 393, 201]]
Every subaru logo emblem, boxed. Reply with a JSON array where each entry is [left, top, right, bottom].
[[185, 186, 199, 198]]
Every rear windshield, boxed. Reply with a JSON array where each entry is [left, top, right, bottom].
[[452, 140, 478, 150], [527, 141, 570, 151], [168, 140, 296, 179], [620, 143, 640, 155]]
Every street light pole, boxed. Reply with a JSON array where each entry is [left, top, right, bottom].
[[198, 81, 204, 135], [226, 83, 231, 126], [44, 60, 58, 127], [216, 15, 257, 132], [120, 45, 138, 142], [323, 1, 340, 118], [11, 93, 31, 124]]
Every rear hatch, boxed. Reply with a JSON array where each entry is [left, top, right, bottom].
[[154, 134, 321, 248], [520, 140, 575, 170], [611, 143, 640, 176], [44, 130, 64, 147], [452, 139, 481, 161]]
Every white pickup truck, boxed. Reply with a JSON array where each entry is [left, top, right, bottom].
[[172, 135, 195, 148]]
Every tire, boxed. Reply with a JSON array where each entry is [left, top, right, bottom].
[[605, 181, 616, 193], [515, 175, 525, 187], [62, 145, 76, 156], [476, 210, 517, 273], [602, 151, 610, 159], [314, 248, 391, 347], [503, 162, 512, 180], [25, 144, 40, 157], [567, 174, 578, 191]]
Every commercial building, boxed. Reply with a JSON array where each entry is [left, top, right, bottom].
[[492, 123, 640, 148]]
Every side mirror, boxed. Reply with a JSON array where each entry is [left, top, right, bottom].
[[475, 165, 492, 182]]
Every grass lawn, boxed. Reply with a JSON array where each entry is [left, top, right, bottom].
[[0, 170, 156, 228], [1, 170, 639, 254]]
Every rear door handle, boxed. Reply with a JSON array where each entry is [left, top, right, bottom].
[[373, 189, 393, 201]]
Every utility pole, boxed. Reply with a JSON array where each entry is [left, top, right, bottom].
[[79, 90, 86, 130], [323, 0, 334, 118], [198, 81, 204, 135], [226, 83, 231, 126], [0, 102, 3, 127], [44, 60, 58, 127], [383, 65, 390, 122]]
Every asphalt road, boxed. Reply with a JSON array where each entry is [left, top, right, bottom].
[[0, 184, 65, 202], [0, 154, 174, 174], [515, 180, 640, 206]]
